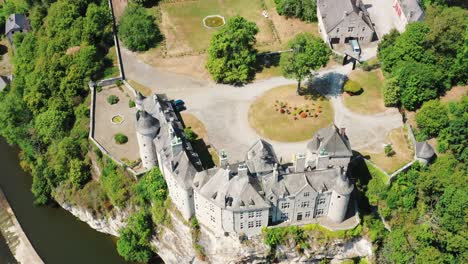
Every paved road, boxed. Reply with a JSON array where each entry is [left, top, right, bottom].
[[121, 48, 403, 161]]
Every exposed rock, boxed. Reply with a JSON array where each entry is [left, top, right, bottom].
[[58, 203, 373, 263]]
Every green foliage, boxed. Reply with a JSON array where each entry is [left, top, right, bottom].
[[128, 99, 136, 108], [384, 145, 395, 157], [69, 159, 90, 187], [114, 133, 128, 144], [118, 5, 161, 52], [183, 127, 198, 142], [34, 108, 70, 144], [206, 16, 259, 84], [365, 161, 388, 206], [280, 33, 330, 90], [274, 0, 317, 22], [377, 6, 467, 110], [416, 100, 449, 137], [107, 94, 119, 105], [100, 161, 131, 208], [437, 97, 467, 162], [134, 167, 167, 205], [382, 78, 401, 107], [344, 80, 362, 95], [117, 210, 154, 262]]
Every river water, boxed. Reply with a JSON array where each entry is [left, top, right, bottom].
[[0, 138, 130, 264]]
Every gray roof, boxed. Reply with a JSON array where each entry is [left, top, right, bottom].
[[136, 110, 159, 136], [415, 141, 435, 159], [307, 126, 353, 157], [0, 76, 10, 91], [398, 0, 424, 22], [194, 167, 270, 211], [245, 139, 279, 175], [262, 167, 353, 199], [5, 14, 30, 36], [317, 0, 373, 33]]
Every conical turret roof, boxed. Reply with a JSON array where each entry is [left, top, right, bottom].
[[136, 110, 159, 136], [415, 141, 435, 159], [334, 172, 353, 195]]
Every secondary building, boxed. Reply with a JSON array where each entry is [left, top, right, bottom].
[[392, 0, 425, 32], [5, 14, 31, 46]]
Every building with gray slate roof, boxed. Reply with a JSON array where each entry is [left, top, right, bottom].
[[0, 75, 11, 92], [5, 14, 31, 45], [317, 0, 376, 45], [135, 93, 355, 236], [393, 0, 425, 32], [415, 141, 435, 165]]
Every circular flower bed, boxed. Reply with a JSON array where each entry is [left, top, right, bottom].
[[203, 15, 225, 29], [111, 114, 124, 124]]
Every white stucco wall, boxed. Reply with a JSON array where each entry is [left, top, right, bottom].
[[328, 190, 351, 223]]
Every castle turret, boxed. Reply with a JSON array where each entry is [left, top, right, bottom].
[[135, 92, 145, 111], [328, 167, 353, 223], [136, 110, 159, 169]]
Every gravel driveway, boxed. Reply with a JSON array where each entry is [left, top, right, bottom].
[[121, 48, 403, 161]]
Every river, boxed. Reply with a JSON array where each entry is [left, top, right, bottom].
[[0, 138, 130, 264]]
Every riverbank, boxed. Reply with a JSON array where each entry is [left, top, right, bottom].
[[0, 188, 43, 264]]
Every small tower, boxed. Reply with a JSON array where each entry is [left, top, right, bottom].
[[219, 150, 228, 169], [136, 111, 159, 169], [135, 92, 145, 111], [328, 167, 354, 223]]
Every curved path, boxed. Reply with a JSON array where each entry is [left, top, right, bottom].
[[121, 48, 403, 161]]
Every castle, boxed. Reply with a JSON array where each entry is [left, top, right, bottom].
[[135, 93, 354, 236]]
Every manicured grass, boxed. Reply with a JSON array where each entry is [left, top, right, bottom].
[[343, 69, 386, 114], [363, 127, 414, 174], [249, 85, 333, 142], [160, 0, 275, 53]]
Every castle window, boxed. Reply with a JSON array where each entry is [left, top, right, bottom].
[[301, 201, 309, 208], [338, 195, 341, 198], [248, 211, 254, 218], [281, 202, 290, 209], [256, 211, 262, 217], [240, 212, 244, 219], [248, 221, 254, 228], [336, 28, 339, 33], [211, 216, 215, 222], [210, 204, 214, 212], [255, 220, 261, 227], [362, 27, 365, 31], [281, 213, 289, 221], [240, 222, 244, 229], [359, 37, 364, 41], [316, 208, 324, 216], [304, 192, 310, 197], [318, 198, 326, 205], [305, 211, 311, 218], [348, 27, 354, 32]]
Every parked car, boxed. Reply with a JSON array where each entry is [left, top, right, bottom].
[[350, 39, 361, 55], [172, 99, 186, 111]]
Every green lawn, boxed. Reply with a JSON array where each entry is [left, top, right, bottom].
[[343, 69, 386, 114], [249, 85, 333, 142], [160, 0, 276, 53]]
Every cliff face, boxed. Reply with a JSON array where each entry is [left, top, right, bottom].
[[58, 201, 373, 264]]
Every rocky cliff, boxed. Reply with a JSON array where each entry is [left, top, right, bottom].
[[58, 201, 373, 264]]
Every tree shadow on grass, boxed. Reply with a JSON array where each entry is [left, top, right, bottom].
[[0, 45, 8, 56], [305, 72, 347, 98], [254, 52, 281, 73]]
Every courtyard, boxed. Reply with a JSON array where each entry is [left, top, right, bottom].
[[93, 84, 141, 168]]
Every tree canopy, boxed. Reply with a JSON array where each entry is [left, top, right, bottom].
[[280, 33, 330, 92], [274, 0, 317, 22], [206, 15, 259, 84], [118, 5, 161, 52], [117, 210, 154, 262]]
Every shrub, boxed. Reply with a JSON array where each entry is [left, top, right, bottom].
[[384, 144, 395, 157], [344, 80, 362, 95], [117, 210, 154, 262], [184, 127, 198, 142], [96, 86, 103, 92], [114, 133, 128, 144], [107, 95, 119, 105], [415, 100, 449, 138], [383, 78, 400, 107], [128, 100, 135, 108], [116, 80, 123, 87]]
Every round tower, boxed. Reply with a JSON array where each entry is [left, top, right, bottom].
[[136, 110, 159, 169], [135, 92, 145, 111], [328, 168, 354, 223]]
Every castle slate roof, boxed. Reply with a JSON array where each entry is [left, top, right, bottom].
[[0, 76, 10, 91], [136, 110, 159, 136], [317, 0, 373, 33], [245, 139, 279, 175], [398, 0, 424, 22], [415, 141, 435, 159], [307, 125, 352, 157], [194, 167, 270, 211], [5, 14, 30, 36]]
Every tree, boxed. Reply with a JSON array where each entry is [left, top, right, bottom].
[[184, 127, 198, 142], [280, 33, 330, 93], [34, 108, 70, 144], [343, 80, 362, 95], [416, 100, 449, 137], [118, 5, 161, 51], [117, 210, 154, 262], [134, 167, 167, 205], [114, 133, 128, 144], [394, 62, 445, 110], [69, 159, 90, 187], [438, 97, 468, 162], [206, 16, 258, 84], [383, 78, 401, 107], [274, 0, 317, 22]]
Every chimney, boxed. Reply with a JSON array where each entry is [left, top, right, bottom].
[[171, 136, 183, 157], [340, 127, 346, 136], [294, 153, 306, 172], [238, 163, 248, 178], [273, 163, 279, 182], [219, 150, 228, 169]]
